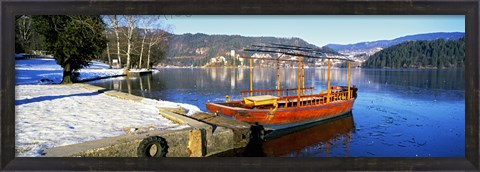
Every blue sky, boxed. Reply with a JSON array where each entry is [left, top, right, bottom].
[[161, 15, 465, 47]]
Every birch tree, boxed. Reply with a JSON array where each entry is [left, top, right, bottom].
[[139, 18, 148, 69], [105, 29, 112, 68], [107, 15, 122, 68], [137, 16, 155, 69], [16, 15, 33, 53], [146, 29, 168, 69], [137, 15, 165, 69], [122, 15, 138, 73]]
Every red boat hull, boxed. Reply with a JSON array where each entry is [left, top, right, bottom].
[[206, 98, 356, 130]]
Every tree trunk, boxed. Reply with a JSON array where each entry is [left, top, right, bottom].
[[61, 62, 73, 84], [105, 31, 112, 69], [147, 44, 152, 70], [115, 31, 121, 68], [19, 16, 32, 53], [106, 41, 112, 69], [139, 30, 146, 69], [110, 15, 121, 68], [123, 15, 135, 74], [125, 37, 131, 74]]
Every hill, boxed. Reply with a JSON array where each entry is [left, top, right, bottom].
[[165, 33, 336, 66], [362, 38, 464, 68], [326, 32, 465, 54]]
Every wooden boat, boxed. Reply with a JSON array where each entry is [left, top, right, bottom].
[[206, 44, 358, 130]]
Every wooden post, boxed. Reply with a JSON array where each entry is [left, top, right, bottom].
[[327, 58, 331, 103], [277, 58, 281, 97], [348, 61, 351, 99], [249, 58, 253, 97], [297, 56, 301, 107], [302, 60, 305, 95]]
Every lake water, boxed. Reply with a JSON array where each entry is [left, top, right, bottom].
[[88, 68, 465, 157]]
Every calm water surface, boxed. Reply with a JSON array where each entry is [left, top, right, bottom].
[[88, 68, 465, 157]]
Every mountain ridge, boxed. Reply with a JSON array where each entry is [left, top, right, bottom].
[[164, 32, 465, 67], [325, 32, 465, 53], [165, 33, 339, 66], [167, 33, 323, 59]]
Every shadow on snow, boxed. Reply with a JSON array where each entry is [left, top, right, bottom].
[[16, 91, 102, 106]]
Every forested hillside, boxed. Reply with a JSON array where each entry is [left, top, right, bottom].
[[168, 33, 316, 57], [166, 33, 337, 66], [326, 32, 464, 53], [362, 38, 464, 68]]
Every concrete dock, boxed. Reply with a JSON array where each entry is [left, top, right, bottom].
[[43, 83, 252, 157]]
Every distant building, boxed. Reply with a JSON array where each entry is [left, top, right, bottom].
[[210, 58, 217, 63], [209, 56, 227, 65], [195, 48, 208, 55], [236, 55, 244, 66]]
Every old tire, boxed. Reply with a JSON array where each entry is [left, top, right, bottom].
[[137, 136, 168, 157]]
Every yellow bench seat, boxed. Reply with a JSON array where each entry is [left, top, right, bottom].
[[243, 95, 278, 106]]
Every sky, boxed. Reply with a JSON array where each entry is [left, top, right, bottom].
[[160, 15, 465, 47]]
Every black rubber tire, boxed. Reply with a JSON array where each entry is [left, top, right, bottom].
[[137, 136, 168, 157]]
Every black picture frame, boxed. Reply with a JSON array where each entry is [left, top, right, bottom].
[[1, 0, 478, 171]]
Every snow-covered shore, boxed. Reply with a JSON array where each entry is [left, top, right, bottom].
[[15, 58, 200, 157], [15, 58, 124, 85], [16, 85, 189, 157]]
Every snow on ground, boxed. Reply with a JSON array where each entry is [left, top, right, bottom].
[[141, 98, 201, 116], [15, 58, 123, 85], [14, 58, 201, 157], [16, 85, 189, 157]]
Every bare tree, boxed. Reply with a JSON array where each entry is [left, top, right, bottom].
[[137, 16, 157, 69], [139, 19, 148, 69], [122, 15, 139, 73], [105, 15, 123, 69], [16, 15, 33, 53], [138, 15, 165, 69], [105, 29, 112, 68], [102, 15, 168, 70], [146, 26, 170, 69]]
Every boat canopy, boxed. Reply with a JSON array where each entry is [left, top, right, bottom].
[[241, 43, 354, 106], [244, 43, 354, 62]]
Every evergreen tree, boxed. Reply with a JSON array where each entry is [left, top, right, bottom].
[[33, 15, 107, 84], [362, 38, 464, 68]]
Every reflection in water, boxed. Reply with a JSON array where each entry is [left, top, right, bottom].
[[239, 112, 355, 157], [89, 68, 465, 99], [230, 69, 236, 90], [91, 74, 166, 101], [243, 124, 266, 157], [256, 113, 354, 157], [88, 68, 465, 157], [147, 74, 152, 96], [126, 76, 132, 94]]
